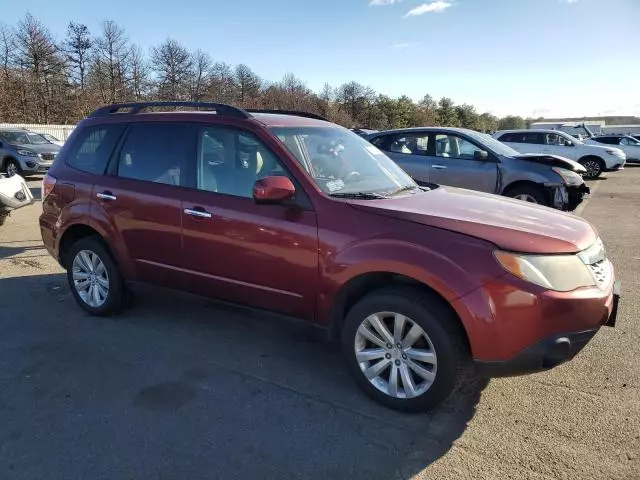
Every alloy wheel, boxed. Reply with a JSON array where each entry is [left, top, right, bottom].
[[354, 312, 438, 399], [583, 160, 601, 178], [6, 161, 18, 177], [513, 193, 538, 203], [72, 249, 109, 307]]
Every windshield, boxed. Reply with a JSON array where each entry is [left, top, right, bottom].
[[464, 129, 520, 157], [270, 126, 416, 196], [0, 131, 51, 145]]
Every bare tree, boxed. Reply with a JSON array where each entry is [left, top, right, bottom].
[[189, 49, 211, 102], [234, 63, 261, 107], [151, 38, 192, 100], [92, 20, 131, 104], [128, 44, 150, 101], [13, 13, 66, 122], [207, 61, 236, 104], [64, 22, 91, 91]]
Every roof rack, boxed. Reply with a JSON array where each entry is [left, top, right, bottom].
[[89, 101, 251, 119], [246, 109, 328, 122]]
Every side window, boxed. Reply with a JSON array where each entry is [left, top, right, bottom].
[[197, 127, 288, 198], [434, 134, 482, 160], [522, 132, 544, 144], [544, 133, 571, 146], [497, 133, 519, 143], [66, 124, 125, 174], [381, 134, 429, 156], [117, 123, 193, 186]]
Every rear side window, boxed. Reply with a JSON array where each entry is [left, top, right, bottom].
[[595, 137, 618, 145], [117, 123, 195, 187], [66, 124, 125, 174], [497, 132, 520, 143]]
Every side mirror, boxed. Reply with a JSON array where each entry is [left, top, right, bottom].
[[253, 176, 296, 204], [474, 150, 489, 160]]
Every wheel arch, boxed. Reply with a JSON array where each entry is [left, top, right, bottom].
[[328, 271, 472, 355], [59, 224, 110, 269], [501, 179, 552, 203]]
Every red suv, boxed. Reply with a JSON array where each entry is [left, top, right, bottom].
[[40, 102, 620, 411]]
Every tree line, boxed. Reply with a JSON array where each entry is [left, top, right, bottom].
[[0, 14, 531, 131]]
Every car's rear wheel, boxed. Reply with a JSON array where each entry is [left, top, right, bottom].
[[66, 236, 127, 316], [504, 185, 549, 206], [3, 158, 21, 177], [579, 157, 603, 179], [341, 287, 471, 412]]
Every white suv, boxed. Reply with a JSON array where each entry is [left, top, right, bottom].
[[493, 129, 626, 179], [585, 135, 640, 164]]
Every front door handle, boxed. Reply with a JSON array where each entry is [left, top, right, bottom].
[[184, 207, 212, 219], [432, 164, 447, 170], [96, 191, 117, 201]]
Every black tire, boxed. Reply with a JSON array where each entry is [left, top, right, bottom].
[[3, 158, 21, 177], [579, 157, 604, 179], [66, 236, 127, 316], [504, 184, 549, 206], [341, 286, 471, 412]]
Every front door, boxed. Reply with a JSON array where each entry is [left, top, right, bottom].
[[180, 125, 319, 319], [94, 122, 196, 290], [426, 133, 499, 193]]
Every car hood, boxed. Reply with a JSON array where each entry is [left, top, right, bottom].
[[349, 186, 597, 254], [512, 153, 586, 173], [7, 142, 60, 154]]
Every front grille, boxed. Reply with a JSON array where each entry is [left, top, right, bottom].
[[587, 259, 612, 289], [40, 153, 56, 161]]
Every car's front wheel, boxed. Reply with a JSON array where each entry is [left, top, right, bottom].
[[3, 158, 21, 177], [341, 287, 471, 412], [579, 157, 604, 179], [66, 236, 128, 316], [504, 184, 550, 206]]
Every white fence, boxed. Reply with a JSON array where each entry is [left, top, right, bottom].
[[0, 123, 77, 141]]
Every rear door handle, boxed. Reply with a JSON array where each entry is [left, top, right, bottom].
[[96, 191, 117, 201], [432, 164, 447, 170], [184, 207, 212, 219]]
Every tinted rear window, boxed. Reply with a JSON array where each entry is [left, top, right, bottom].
[[117, 123, 194, 187], [66, 124, 125, 174]]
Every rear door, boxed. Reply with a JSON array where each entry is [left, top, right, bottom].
[[426, 132, 499, 193], [371, 132, 431, 185], [180, 124, 319, 319], [93, 122, 196, 290]]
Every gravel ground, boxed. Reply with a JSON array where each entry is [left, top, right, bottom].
[[0, 170, 638, 480]]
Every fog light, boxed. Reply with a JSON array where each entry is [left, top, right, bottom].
[[26, 161, 36, 168], [15, 191, 26, 201]]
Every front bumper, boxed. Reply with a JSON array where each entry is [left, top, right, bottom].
[[550, 184, 590, 211], [451, 270, 618, 369], [474, 328, 599, 377], [605, 160, 625, 171]]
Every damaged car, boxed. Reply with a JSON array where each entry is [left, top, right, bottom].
[[365, 127, 589, 211]]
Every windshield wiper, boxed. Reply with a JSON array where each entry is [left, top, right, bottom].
[[329, 191, 388, 200], [386, 185, 422, 196]]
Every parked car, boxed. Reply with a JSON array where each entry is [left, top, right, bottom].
[[492, 129, 626, 179], [40, 102, 619, 412], [0, 173, 34, 226], [585, 135, 640, 163], [0, 128, 61, 176], [351, 128, 378, 137], [365, 127, 589, 211], [40, 133, 65, 146]]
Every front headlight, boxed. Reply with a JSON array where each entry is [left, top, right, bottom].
[[552, 167, 584, 186], [606, 149, 624, 158], [17, 149, 38, 157], [494, 251, 595, 291]]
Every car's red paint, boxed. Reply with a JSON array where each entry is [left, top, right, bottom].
[[40, 109, 615, 368], [253, 176, 296, 203]]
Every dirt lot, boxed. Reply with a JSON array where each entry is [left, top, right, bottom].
[[1, 170, 638, 480]]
